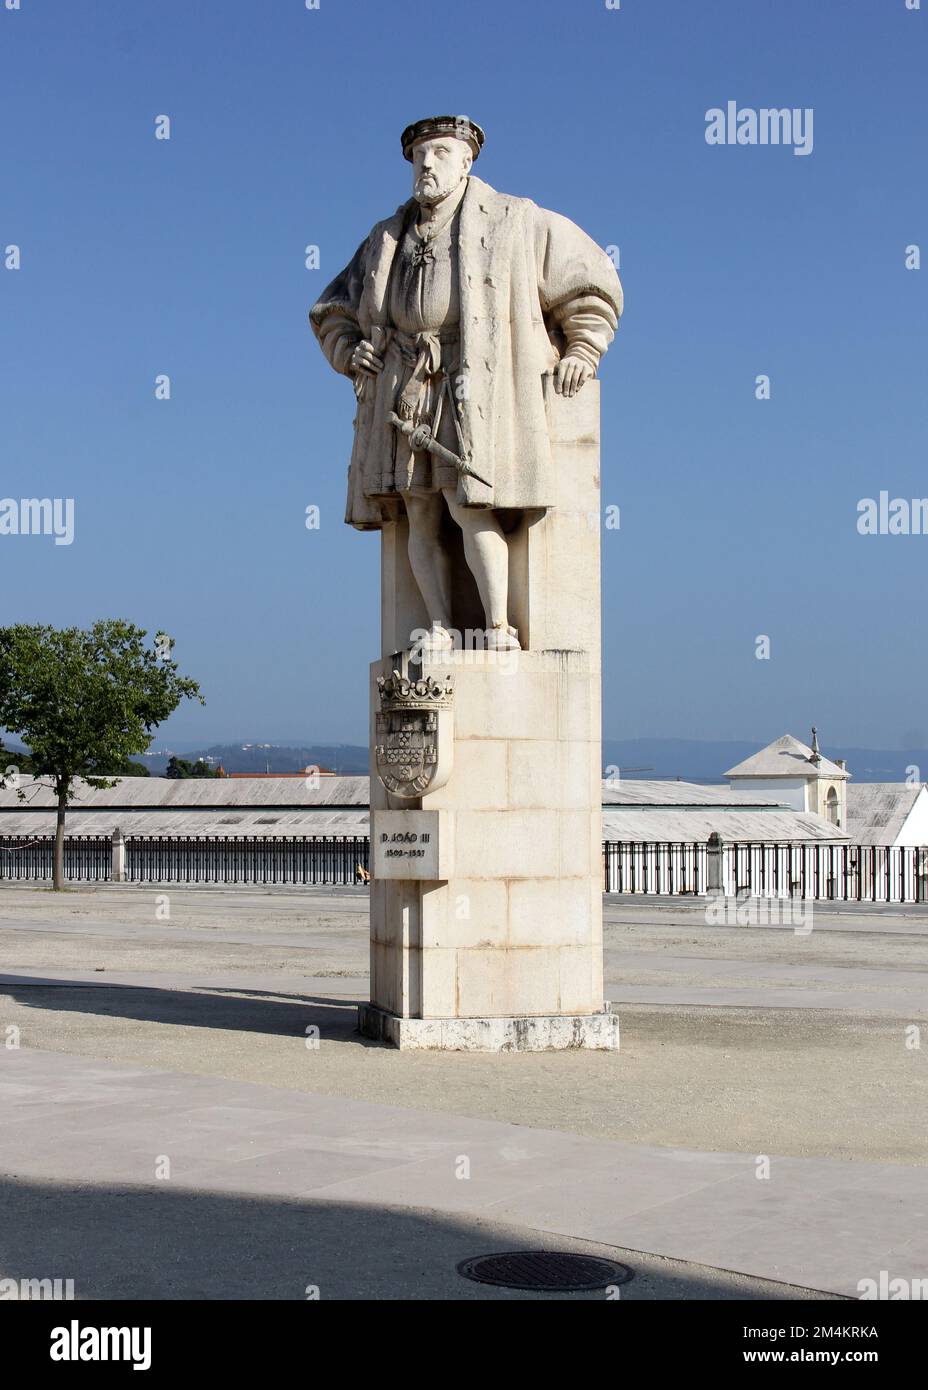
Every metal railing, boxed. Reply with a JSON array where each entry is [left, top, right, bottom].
[[0, 835, 111, 882], [0, 834, 369, 886], [603, 840, 705, 896], [602, 840, 928, 903], [2, 833, 926, 902], [125, 835, 369, 886]]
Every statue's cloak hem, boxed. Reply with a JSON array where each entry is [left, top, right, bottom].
[[310, 175, 623, 530]]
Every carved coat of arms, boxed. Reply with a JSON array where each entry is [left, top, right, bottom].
[[375, 672, 453, 798]]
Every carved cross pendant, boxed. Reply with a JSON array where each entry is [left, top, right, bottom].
[[411, 241, 435, 270]]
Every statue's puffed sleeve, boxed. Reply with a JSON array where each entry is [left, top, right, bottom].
[[309, 240, 367, 377], [533, 206, 623, 372], [315, 309, 361, 376], [549, 294, 618, 371]]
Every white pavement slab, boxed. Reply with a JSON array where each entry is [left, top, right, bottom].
[[2, 1047, 925, 1298]]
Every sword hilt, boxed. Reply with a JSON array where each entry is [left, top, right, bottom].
[[386, 411, 491, 489]]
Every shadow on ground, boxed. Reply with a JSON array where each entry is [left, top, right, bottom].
[[0, 977, 368, 1042], [0, 1176, 833, 1301]]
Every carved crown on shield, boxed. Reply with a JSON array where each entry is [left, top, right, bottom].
[[377, 672, 454, 708]]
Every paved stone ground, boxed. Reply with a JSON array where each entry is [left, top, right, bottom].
[[1, 885, 925, 1160], [1, 1051, 846, 1301], [1, 884, 926, 1299]]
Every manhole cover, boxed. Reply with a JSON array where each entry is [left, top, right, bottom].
[[457, 1251, 633, 1292]]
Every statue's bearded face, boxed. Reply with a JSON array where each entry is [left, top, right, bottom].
[[411, 136, 472, 206]]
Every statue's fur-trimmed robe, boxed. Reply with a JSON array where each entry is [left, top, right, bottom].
[[310, 175, 623, 529]]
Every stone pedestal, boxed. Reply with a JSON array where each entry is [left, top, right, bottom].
[[362, 378, 617, 1051], [358, 1003, 619, 1052]]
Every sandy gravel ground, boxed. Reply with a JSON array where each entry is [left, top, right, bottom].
[[1, 884, 925, 1164]]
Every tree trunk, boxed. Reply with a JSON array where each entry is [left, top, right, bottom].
[[53, 784, 67, 891]]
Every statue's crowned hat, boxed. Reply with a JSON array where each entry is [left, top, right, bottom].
[[401, 115, 485, 162]]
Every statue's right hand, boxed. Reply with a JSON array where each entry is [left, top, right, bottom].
[[351, 340, 385, 377]]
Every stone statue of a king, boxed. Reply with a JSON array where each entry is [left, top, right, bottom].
[[309, 116, 624, 1051], [310, 115, 623, 654]]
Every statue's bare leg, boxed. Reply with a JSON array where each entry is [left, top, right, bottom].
[[441, 487, 517, 644], [404, 492, 452, 633]]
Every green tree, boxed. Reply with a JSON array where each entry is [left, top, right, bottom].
[[109, 757, 151, 777], [0, 621, 202, 889], [165, 755, 219, 779]]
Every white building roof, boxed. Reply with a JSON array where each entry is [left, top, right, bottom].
[[602, 779, 783, 807], [3, 774, 785, 814], [602, 808, 846, 844], [844, 784, 922, 847], [0, 807, 369, 837], [0, 774, 369, 809], [0, 774, 841, 844], [725, 734, 848, 781]]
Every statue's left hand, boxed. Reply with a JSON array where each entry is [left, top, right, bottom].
[[554, 355, 594, 397]]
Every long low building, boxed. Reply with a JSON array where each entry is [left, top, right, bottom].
[[601, 778, 844, 842], [0, 775, 369, 838], [0, 773, 844, 844]]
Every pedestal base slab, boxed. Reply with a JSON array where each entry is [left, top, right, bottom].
[[358, 1002, 620, 1052]]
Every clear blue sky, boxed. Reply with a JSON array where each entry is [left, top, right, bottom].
[[2, 0, 925, 751]]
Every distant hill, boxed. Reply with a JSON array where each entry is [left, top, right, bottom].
[[143, 736, 928, 784], [8, 733, 925, 784], [139, 743, 370, 776], [602, 738, 928, 784]]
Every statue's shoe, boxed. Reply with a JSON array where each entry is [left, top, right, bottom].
[[417, 624, 455, 660], [486, 623, 521, 651]]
